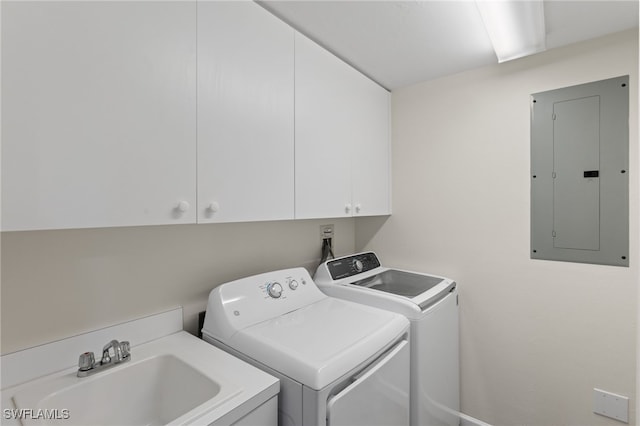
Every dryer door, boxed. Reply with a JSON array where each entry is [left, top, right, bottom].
[[326, 339, 410, 426]]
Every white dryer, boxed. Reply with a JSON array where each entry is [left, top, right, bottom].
[[202, 267, 410, 426], [315, 252, 460, 426]]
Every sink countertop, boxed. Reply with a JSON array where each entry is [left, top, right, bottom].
[[1, 332, 279, 426]]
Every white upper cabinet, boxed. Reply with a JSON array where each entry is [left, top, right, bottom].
[[294, 33, 391, 219], [2, 2, 387, 230], [350, 71, 392, 217], [1, 2, 197, 231], [197, 2, 295, 223]]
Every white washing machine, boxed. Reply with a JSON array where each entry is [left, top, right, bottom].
[[202, 267, 411, 426], [315, 252, 460, 426]]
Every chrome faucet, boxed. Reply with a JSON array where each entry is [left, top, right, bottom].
[[77, 339, 130, 377], [102, 339, 125, 364]]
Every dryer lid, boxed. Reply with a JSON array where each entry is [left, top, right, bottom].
[[229, 297, 409, 390]]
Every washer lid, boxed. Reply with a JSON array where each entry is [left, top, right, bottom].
[[315, 252, 456, 313], [351, 269, 445, 297], [229, 297, 409, 390]]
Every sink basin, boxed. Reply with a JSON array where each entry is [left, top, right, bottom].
[[2, 331, 279, 426], [14, 355, 221, 426]]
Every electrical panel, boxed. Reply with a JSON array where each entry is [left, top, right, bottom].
[[530, 76, 629, 266]]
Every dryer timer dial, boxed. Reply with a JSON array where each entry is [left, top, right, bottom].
[[267, 282, 283, 298]]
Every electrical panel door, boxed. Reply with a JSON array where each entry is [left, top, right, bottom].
[[552, 96, 601, 251], [531, 76, 629, 266]]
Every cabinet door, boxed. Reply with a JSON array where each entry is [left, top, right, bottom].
[[351, 76, 391, 216], [197, 2, 294, 223], [295, 33, 391, 219], [294, 33, 354, 219], [1, 2, 197, 231]]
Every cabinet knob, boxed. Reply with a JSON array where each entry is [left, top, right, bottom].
[[207, 202, 220, 213], [345, 203, 352, 214], [355, 204, 362, 214], [176, 201, 190, 213]]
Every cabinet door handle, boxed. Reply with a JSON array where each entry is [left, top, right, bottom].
[[176, 201, 190, 213], [355, 204, 362, 214], [345, 203, 352, 214]]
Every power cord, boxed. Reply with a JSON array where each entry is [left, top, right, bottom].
[[319, 237, 335, 266]]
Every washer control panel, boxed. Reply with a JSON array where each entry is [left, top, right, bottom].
[[326, 252, 381, 279]]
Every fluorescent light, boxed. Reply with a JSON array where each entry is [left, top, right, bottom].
[[476, 0, 546, 63]]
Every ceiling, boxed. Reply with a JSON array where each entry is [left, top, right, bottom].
[[259, 1, 639, 90]]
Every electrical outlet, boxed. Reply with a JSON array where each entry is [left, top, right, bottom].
[[320, 224, 334, 240], [593, 388, 629, 423]]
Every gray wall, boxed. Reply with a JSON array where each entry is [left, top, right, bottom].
[[1, 219, 355, 354], [357, 29, 638, 426]]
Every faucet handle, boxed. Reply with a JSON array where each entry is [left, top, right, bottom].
[[120, 341, 130, 358], [78, 352, 95, 371]]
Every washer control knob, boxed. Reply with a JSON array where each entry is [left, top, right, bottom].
[[288, 279, 299, 290], [267, 282, 283, 298], [352, 259, 364, 273]]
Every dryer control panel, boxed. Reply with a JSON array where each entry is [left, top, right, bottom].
[[326, 252, 381, 279], [202, 267, 327, 341]]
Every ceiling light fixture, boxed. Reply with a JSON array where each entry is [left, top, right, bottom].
[[476, 0, 547, 63]]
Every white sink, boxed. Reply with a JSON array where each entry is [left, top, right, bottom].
[[14, 354, 222, 426], [2, 331, 279, 426]]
